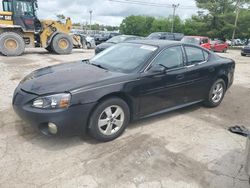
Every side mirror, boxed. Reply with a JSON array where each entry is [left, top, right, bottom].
[[149, 64, 167, 73], [35, 2, 38, 9]]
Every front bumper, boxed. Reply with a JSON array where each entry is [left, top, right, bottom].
[[242, 48, 250, 55], [12, 88, 96, 136]]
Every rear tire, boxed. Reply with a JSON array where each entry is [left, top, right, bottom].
[[88, 97, 130, 142], [241, 53, 246, 56], [204, 79, 226, 108], [51, 33, 73, 54], [0, 32, 25, 56]]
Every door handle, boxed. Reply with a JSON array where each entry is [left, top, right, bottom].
[[176, 74, 184, 80]]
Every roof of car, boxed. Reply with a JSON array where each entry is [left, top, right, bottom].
[[184, 36, 209, 38], [126, 39, 181, 48]]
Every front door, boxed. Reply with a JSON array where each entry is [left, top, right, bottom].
[[139, 45, 188, 116]]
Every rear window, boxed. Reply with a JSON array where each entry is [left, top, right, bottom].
[[185, 46, 208, 65]]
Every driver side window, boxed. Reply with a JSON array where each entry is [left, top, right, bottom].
[[152, 46, 184, 69]]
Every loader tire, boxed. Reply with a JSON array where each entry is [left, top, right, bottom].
[[0, 32, 25, 56], [51, 33, 73, 54]]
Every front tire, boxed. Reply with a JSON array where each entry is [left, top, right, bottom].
[[88, 97, 130, 142], [51, 33, 73, 54], [0, 32, 25, 56], [204, 79, 226, 107]]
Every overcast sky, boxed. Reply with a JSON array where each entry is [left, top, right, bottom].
[[1, 0, 199, 26]]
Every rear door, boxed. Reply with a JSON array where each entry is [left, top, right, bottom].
[[182, 45, 214, 102]]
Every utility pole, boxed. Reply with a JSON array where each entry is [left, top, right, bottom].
[[232, 0, 241, 42], [171, 4, 179, 33], [89, 10, 93, 31]]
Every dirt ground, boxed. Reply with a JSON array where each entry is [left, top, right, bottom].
[[0, 48, 250, 188]]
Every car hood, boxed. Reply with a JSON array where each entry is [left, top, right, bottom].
[[20, 61, 127, 95]]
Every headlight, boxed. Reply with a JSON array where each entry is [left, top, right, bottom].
[[32, 93, 71, 109]]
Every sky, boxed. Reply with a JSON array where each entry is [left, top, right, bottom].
[[1, 0, 199, 26]]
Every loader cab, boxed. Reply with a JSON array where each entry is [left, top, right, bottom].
[[2, 0, 40, 31]]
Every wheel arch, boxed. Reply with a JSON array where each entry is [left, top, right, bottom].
[[216, 74, 228, 90], [86, 92, 134, 130], [46, 31, 61, 47]]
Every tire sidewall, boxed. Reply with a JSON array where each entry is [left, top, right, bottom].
[[88, 98, 130, 142], [52, 33, 73, 54], [207, 79, 226, 107], [0, 32, 25, 56]]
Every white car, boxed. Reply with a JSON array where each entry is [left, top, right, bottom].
[[85, 36, 96, 49]]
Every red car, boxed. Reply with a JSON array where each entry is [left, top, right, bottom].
[[211, 40, 229, 53], [181, 36, 211, 50]]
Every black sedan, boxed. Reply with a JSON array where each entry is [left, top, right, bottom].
[[95, 35, 144, 54], [241, 43, 250, 56], [13, 40, 235, 141]]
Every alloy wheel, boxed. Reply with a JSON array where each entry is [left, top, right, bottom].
[[98, 105, 125, 136], [211, 83, 224, 103]]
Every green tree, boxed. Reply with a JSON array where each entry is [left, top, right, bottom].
[[56, 14, 66, 21], [120, 15, 155, 36]]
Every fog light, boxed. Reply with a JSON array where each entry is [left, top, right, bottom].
[[48, 123, 58, 134]]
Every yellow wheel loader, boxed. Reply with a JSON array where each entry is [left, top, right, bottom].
[[0, 0, 74, 56]]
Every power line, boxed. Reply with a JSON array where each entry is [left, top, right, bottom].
[[108, 0, 198, 9]]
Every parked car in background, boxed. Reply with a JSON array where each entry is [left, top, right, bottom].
[[147, 32, 184, 41], [226, 39, 232, 46], [211, 40, 229, 53], [182, 36, 211, 50], [71, 30, 96, 49], [13, 40, 235, 141], [95, 35, 144, 54], [241, 42, 250, 56], [85, 36, 96, 49], [95, 32, 120, 45]]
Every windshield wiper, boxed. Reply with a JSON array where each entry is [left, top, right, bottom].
[[91, 63, 108, 70]]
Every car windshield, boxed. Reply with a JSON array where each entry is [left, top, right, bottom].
[[106, 36, 130, 44], [90, 43, 158, 73], [182, 37, 200, 45]]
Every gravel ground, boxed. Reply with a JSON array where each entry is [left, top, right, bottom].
[[0, 48, 250, 188]]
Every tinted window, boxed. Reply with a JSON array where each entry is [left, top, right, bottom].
[[13, 1, 34, 16], [185, 46, 205, 65], [152, 46, 184, 69], [201, 38, 209, 44]]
